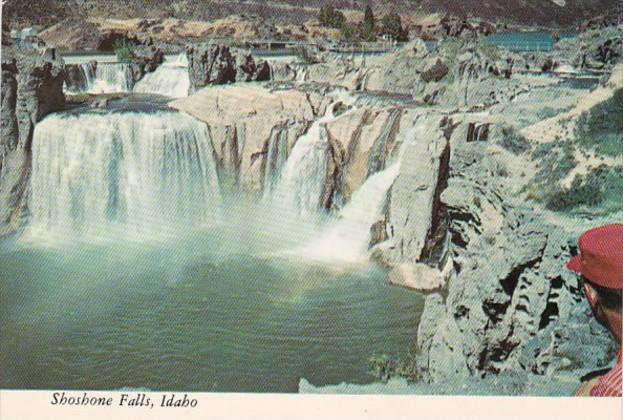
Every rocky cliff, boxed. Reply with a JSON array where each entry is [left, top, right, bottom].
[[409, 116, 616, 383], [0, 48, 65, 236], [186, 45, 271, 93]]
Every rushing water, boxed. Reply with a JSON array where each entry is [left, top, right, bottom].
[[64, 54, 191, 97], [134, 54, 190, 98], [0, 102, 422, 392], [27, 110, 221, 242], [87, 63, 134, 94]]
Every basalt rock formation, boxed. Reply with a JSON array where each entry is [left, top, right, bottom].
[[186, 44, 271, 93], [0, 48, 65, 236], [128, 46, 165, 86]]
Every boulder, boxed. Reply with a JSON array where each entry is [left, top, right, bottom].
[[388, 262, 449, 292], [234, 51, 271, 82], [421, 57, 449, 82], [186, 44, 237, 92]]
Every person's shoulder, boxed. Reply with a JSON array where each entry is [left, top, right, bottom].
[[574, 377, 602, 397]]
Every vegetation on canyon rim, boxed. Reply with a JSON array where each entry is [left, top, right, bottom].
[[575, 88, 623, 157], [318, 5, 409, 42], [526, 88, 623, 213]]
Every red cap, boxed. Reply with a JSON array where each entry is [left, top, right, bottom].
[[567, 224, 623, 290]]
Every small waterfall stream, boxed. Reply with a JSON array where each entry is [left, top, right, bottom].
[[27, 110, 221, 241], [296, 161, 401, 265], [270, 106, 334, 218], [88, 63, 134, 94], [64, 54, 190, 97], [134, 54, 190, 98]]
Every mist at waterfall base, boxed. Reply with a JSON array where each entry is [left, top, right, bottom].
[[0, 105, 422, 392]]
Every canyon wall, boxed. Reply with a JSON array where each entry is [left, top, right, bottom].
[[0, 48, 65, 237]]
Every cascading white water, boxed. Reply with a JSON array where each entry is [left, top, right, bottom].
[[27, 111, 221, 241], [297, 161, 401, 265], [270, 103, 339, 218], [81, 62, 96, 87], [262, 128, 289, 198], [88, 63, 133, 94], [63, 62, 97, 93], [276, 108, 417, 266], [134, 54, 190, 98]]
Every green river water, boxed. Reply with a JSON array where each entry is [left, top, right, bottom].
[[0, 227, 422, 392]]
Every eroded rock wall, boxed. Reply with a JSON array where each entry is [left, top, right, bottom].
[[0, 49, 65, 236], [186, 45, 271, 93], [411, 116, 617, 383]]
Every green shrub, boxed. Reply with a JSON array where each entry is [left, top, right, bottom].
[[544, 165, 623, 211], [369, 354, 397, 382], [499, 126, 531, 154], [360, 5, 377, 41], [574, 88, 623, 157], [113, 38, 136, 63], [318, 5, 346, 29], [380, 12, 409, 42]]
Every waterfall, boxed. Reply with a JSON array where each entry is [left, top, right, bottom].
[[27, 111, 221, 241], [298, 162, 401, 264], [134, 54, 190, 98], [87, 63, 133, 94], [277, 109, 418, 266], [64, 62, 97, 93], [270, 103, 340, 218], [262, 128, 289, 198]]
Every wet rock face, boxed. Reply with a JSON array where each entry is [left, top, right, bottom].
[[0, 49, 65, 236]]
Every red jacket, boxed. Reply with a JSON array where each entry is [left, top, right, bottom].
[[591, 350, 622, 397]]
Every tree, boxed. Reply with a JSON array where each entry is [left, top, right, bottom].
[[340, 22, 359, 42], [360, 4, 377, 41], [380, 12, 409, 42], [319, 5, 346, 29]]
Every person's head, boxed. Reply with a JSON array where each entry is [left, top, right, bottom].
[[567, 224, 623, 340]]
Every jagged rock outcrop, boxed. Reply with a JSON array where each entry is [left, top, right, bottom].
[[186, 45, 271, 93], [127, 46, 165, 86], [554, 24, 622, 70], [371, 113, 450, 270], [410, 115, 617, 383], [439, 15, 497, 39], [234, 51, 271, 82], [1, 48, 65, 236], [420, 57, 449, 82], [187, 45, 236, 92]]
